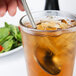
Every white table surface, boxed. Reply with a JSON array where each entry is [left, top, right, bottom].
[[0, 49, 27, 76]]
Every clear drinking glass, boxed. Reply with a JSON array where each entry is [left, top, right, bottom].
[[20, 10, 76, 76]]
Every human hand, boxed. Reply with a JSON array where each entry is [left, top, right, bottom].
[[0, 0, 24, 17]]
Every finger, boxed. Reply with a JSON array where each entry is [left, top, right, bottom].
[[0, 0, 7, 17], [8, 0, 17, 16], [17, 0, 24, 11], [5, 0, 10, 3]]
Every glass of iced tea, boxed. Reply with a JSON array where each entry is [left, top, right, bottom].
[[20, 10, 76, 76]]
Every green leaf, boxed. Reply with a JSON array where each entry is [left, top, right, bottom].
[[0, 27, 10, 42], [0, 35, 13, 45], [5, 22, 10, 27], [16, 26, 20, 33], [12, 40, 22, 49], [1, 39, 14, 53], [5, 22, 18, 39], [17, 32, 22, 42], [13, 41, 18, 48]]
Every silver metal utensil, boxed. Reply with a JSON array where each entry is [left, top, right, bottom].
[[21, 0, 36, 28]]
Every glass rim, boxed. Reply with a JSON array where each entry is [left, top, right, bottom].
[[20, 10, 76, 33]]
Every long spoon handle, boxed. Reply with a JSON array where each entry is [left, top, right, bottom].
[[21, 0, 36, 28]]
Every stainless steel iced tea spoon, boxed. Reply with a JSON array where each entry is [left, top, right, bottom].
[[35, 47, 61, 75], [21, 0, 36, 28]]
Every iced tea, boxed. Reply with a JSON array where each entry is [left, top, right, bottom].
[[20, 11, 76, 76]]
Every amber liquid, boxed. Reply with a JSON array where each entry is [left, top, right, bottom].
[[21, 29, 76, 76]]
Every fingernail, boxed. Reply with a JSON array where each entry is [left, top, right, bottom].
[[9, 9, 16, 16]]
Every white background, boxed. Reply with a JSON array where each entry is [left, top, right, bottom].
[[0, 0, 76, 76], [59, 0, 76, 14]]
